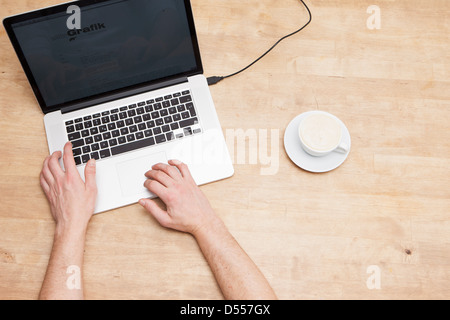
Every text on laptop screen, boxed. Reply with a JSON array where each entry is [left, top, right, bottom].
[[10, 0, 199, 109]]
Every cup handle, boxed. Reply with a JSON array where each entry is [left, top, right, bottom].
[[334, 142, 349, 154]]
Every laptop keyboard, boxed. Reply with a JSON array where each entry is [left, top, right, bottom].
[[64, 90, 201, 166]]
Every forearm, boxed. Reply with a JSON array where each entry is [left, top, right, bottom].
[[39, 228, 87, 300], [193, 218, 277, 300]]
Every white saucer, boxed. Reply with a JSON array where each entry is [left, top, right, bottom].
[[284, 111, 351, 173]]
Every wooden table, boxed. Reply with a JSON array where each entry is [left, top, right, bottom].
[[1, 0, 449, 300]]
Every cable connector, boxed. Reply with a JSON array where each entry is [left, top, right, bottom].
[[207, 76, 224, 86]]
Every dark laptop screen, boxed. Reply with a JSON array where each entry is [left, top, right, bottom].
[[4, 0, 202, 113]]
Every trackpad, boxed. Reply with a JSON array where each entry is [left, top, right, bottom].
[[116, 152, 168, 197]]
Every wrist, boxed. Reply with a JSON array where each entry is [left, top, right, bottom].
[[54, 221, 88, 241], [192, 214, 226, 240]]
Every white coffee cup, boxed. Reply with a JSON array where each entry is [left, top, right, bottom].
[[298, 111, 349, 157]]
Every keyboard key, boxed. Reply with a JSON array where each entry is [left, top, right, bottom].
[[91, 143, 100, 151], [100, 149, 111, 159], [101, 116, 110, 124], [100, 141, 109, 149], [166, 132, 175, 141], [181, 90, 190, 95], [111, 137, 155, 156], [66, 125, 75, 133], [85, 137, 94, 145], [81, 155, 90, 164], [109, 139, 118, 147], [65, 120, 74, 126], [82, 146, 91, 154], [90, 127, 99, 135], [144, 129, 153, 137], [170, 98, 179, 106], [179, 95, 192, 103], [73, 148, 82, 156], [81, 130, 90, 137], [94, 134, 102, 142], [74, 156, 82, 166], [183, 127, 193, 136], [193, 128, 202, 134], [93, 118, 101, 126], [119, 112, 127, 119], [68, 132, 81, 141], [75, 123, 84, 131], [155, 134, 166, 144], [162, 125, 170, 133], [179, 117, 198, 128], [181, 111, 190, 119], [136, 132, 144, 140], [118, 136, 127, 144], [112, 130, 120, 137], [84, 121, 93, 129], [127, 134, 136, 142], [90, 152, 100, 160], [72, 139, 85, 148]]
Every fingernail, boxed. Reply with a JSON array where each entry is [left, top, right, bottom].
[[171, 159, 182, 165], [138, 199, 145, 206]]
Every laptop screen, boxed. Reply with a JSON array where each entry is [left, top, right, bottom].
[[4, 0, 202, 114]]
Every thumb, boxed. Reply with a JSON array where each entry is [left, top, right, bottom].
[[84, 159, 97, 192], [139, 199, 171, 228]]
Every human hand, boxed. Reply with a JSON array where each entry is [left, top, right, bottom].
[[39, 142, 97, 235], [139, 160, 220, 236]]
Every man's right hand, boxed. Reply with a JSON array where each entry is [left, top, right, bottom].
[[139, 160, 221, 236]]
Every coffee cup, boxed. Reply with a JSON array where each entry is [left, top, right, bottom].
[[298, 111, 349, 157]]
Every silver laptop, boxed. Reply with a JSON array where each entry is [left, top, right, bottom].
[[4, 0, 234, 213]]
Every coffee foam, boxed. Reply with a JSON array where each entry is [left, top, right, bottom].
[[299, 114, 342, 152]]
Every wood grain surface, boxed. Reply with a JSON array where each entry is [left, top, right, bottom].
[[0, 0, 449, 299]]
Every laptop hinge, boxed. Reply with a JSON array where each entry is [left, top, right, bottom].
[[61, 77, 189, 114]]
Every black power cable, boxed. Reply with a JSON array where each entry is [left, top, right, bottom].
[[207, 0, 312, 86]]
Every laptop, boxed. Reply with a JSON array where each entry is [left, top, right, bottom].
[[4, 0, 234, 214]]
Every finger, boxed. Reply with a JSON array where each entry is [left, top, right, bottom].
[[168, 160, 196, 184], [47, 151, 64, 179], [84, 159, 97, 192], [145, 169, 174, 188], [151, 162, 182, 180], [139, 199, 172, 228], [39, 172, 50, 194], [41, 156, 55, 186], [62, 142, 77, 174], [143, 178, 168, 201]]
